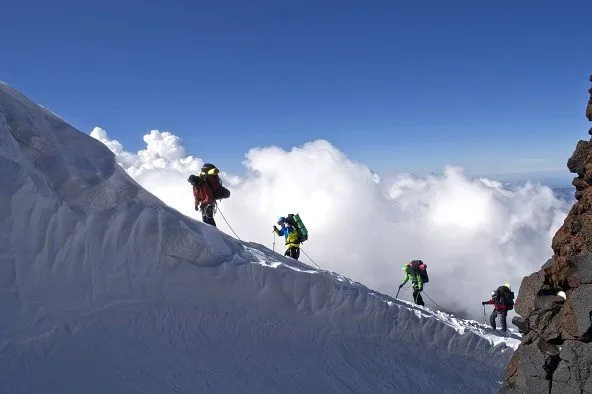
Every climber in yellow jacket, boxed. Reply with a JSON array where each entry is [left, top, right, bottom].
[[273, 216, 300, 260]]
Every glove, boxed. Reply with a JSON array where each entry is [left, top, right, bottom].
[[188, 175, 197, 184], [195, 202, 201, 211], [398, 284, 403, 289], [481, 301, 486, 305]]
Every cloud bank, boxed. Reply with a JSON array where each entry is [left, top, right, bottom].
[[90, 127, 571, 320]]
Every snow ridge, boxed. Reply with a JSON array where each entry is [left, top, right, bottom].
[[0, 83, 516, 393]]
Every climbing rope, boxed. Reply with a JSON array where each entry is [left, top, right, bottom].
[[221, 206, 442, 312], [300, 248, 322, 270], [214, 206, 448, 314], [397, 286, 442, 311], [422, 291, 442, 310], [212, 205, 321, 270], [217, 205, 241, 241]]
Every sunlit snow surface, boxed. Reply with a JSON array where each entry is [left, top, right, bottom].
[[0, 81, 518, 393]]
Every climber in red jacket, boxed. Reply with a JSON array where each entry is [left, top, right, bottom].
[[187, 163, 231, 227], [482, 283, 514, 333]]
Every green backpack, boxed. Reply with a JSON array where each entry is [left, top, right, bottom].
[[286, 213, 308, 242]]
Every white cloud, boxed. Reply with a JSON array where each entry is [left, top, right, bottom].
[[90, 127, 203, 177], [90, 127, 571, 320]]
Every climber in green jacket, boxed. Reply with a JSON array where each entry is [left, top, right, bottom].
[[398, 261, 426, 306]]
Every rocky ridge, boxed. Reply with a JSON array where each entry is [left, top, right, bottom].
[[501, 74, 592, 393]]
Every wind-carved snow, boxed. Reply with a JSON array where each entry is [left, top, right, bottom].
[[0, 82, 519, 394]]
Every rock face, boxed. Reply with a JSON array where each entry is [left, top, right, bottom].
[[587, 75, 592, 121], [501, 75, 592, 393]]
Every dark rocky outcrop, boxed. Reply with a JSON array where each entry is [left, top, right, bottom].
[[501, 75, 592, 393], [587, 75, 592, 121]]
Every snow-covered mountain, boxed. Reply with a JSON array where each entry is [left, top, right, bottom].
[[0, 82, 518, 394]]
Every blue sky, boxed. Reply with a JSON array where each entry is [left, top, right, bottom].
[[2, 0, 591, 185]]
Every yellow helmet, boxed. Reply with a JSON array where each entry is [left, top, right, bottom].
[[504, 282, 511, 289]]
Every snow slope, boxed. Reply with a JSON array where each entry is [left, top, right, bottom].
[[0, 82, 518, 394]]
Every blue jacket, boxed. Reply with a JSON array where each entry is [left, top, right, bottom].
[[275, 225, 300, 247]]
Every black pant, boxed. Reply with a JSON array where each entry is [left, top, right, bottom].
[[285, 246, 300, 260], [201, 204, 216, 227], [490, 309, 507, 331], [413, 287, 425, 306]]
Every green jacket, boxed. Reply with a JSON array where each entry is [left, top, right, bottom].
[[400, 264, 423, 289]]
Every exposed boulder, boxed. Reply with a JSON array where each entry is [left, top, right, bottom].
[[569, 252, 592, 287], [513, 315, 530, 334], [587, 74, 592, 121], [551, 341, 592, 393], [531, 298, 564, 343], [515, 270, 547, 317], [567, 140, 592, 177], [501, 339, 558, 393], [562, 284, 592, 340]]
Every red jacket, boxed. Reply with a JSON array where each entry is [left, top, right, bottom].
[[193, 183, 214, 206], [483, 298, 511, 311]]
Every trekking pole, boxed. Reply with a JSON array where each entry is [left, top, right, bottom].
[[395, 286, 402, 299], [217, 206, 241, 240], [272, 232, 276, 252], [483, 305, 487, 325], [300, 248, 322, 270]]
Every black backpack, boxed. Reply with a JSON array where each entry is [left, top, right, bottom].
[[409, 260, 429, 284], [494, 285, 514, 310], [198, 163, 230, 200]]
